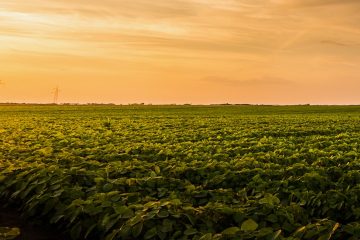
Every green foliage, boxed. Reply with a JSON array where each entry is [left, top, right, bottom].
[[0, 105, 360, 239], [0, 227, 21, 240], [241, 219, 258, 231]]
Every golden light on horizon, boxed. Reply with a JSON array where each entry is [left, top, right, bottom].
[[0, 0, 360, 104]]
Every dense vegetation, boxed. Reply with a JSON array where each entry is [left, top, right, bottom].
[[0, 105, 359, 240]]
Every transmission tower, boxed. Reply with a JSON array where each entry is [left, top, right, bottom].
[[53, 86, 60, 104]]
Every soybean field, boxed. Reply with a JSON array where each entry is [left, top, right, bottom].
[[0, 105, 360, 240]]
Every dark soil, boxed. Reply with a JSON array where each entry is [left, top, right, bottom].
[[0, 205, 68, 240]]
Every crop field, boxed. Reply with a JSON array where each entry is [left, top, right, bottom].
[[0, 105, 360, 240]]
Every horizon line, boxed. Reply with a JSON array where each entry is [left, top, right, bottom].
[[0, 102, 360, 107]]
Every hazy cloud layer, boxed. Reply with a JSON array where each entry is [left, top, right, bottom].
[[272, 0, 360, 7], [202, 76, 295, 87], [0, 0, 360, 104]]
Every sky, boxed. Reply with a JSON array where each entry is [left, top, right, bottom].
[[0, 0, 360, 104]]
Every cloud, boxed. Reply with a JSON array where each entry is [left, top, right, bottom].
[[0, 0, 286, 59], [1, 0, 199, 19], [320, 40, 358, 47], [202, 76, 295, 87], [271, 0, 360, 7]]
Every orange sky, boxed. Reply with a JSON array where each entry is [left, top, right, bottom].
[[0, 0, 360, 104]]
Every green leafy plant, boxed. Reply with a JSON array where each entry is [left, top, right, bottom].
[[0, 105, 359, 239]]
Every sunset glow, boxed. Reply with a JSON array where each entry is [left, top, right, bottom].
[[1, 0, 359, 104]]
